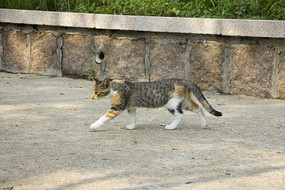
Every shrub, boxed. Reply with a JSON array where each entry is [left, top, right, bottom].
[[0, 0, 284, 20]]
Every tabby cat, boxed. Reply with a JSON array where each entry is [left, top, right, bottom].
[[90, 78, 222, 131]]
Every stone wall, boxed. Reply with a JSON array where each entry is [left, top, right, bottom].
[[0, 10, 284, 99]]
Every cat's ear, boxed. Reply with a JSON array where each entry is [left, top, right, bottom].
[[93, 77, 100, 84], [103, 78, 113, 86]]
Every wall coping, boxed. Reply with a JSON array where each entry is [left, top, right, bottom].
[[0, 8, 284, 38]]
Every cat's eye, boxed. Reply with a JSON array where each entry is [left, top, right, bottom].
[[95, 92, 104, 96]]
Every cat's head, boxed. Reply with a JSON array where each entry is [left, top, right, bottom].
[[92, 78, 113, 100]]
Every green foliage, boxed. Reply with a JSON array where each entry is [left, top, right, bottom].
[[0, 0, 284, 20], [86, 63, 96, 81]]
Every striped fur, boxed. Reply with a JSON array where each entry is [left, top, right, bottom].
[[90, 78, 222, 131]]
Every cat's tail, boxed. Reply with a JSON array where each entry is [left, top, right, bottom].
[[188, 83, 222, 117]]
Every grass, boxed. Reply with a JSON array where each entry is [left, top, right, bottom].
[[0, 0, 284, 20], [86, 63, 96, 81]]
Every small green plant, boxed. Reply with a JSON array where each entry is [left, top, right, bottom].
[[86, 63, 96, 81]]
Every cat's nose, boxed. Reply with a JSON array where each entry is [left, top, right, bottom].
[[92, 94, 97, 99]]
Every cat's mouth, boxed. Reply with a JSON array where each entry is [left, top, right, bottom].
[[92, 94, 98, 100], [92, 94, 105, 101]]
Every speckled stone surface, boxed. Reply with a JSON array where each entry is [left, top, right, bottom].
[[149, 39, 186, 81], [278, 49, 285, 99], [62, 34, 98, 77], [96, 36, 146, 80], [229, 45, 275, 98], [30, 33, 60, 75], [2, 30, 29, 73], [189, 42, 224, 92]]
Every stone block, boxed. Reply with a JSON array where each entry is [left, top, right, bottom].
[[278, 49, 285, 99], [2, 30, 29, 73], [1, 9, 284, 38], [149, 39, 186, 81], [0, 32, 3, 69], [0, 9, 95, 28], [62, 34, 99, 77], [189, 42, 224, 91], [96, 36, 146, 80], [229, 45, 275, 98], [30, 32, 60, 75], [94, 14, 285, 38]]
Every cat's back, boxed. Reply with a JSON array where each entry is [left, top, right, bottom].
[[127, 78, 183, 93], [125, 79, 184, 108]]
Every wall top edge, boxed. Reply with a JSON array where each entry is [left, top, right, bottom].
[[0, 9, 284, 38]]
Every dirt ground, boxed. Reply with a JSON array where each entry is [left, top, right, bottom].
[[0, 72, 284, 190]]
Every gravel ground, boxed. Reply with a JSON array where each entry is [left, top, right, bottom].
[[0, 72, 284, 190]]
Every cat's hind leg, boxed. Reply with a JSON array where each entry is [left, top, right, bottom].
[[126, 108, 136, 130], [194, 108, 208, 128], [183, 93, 208, 128], [90, 109, 123, 131]]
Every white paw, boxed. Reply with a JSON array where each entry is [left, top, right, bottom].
[[201, 121, 208, 128], [165, 125, 177, 130], [126, 124, 136, 130], [90, 122, 102, 131]]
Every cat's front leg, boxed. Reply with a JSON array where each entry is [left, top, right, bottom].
[[90, 116, 108, 130], [126, 108, 136, 130], [90, 109, 123, 131]]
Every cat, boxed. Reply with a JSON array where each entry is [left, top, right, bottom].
[[90, 78, 222, 131]]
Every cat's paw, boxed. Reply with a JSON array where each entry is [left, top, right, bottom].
[[126, 124, 136, 130], [200, 121, 208, 128], [165, 125, 177, 130], [90, 122, 102, 131]]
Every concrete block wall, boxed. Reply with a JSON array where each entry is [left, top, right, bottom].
[[0, 27, 62, 76], [0, 9, 285, 99]]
